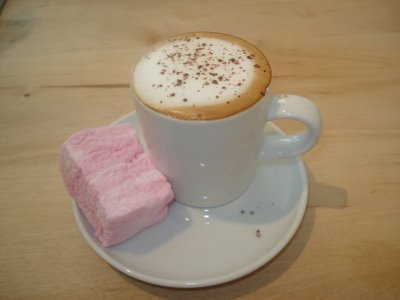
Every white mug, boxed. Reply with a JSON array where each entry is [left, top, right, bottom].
[[134, 90, 321, 208]]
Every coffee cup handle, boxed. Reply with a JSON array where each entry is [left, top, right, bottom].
[[259, 94, 322, 160]]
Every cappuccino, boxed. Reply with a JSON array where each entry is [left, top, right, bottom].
[[132, 32, 271, 120]]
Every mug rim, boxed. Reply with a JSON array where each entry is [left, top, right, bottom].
[[130, 31, 272, 122], [133, 90, 270, 125]]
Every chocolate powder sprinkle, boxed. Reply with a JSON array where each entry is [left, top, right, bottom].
[[145, 36, 268, 108]]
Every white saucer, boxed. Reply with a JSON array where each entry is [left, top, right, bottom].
[[72, 112, 308, 288]]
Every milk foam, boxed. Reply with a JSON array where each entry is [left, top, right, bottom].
[[132, 32, 271, 120]]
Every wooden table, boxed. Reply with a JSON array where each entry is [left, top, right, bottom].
[[1, 0, 399, 299]]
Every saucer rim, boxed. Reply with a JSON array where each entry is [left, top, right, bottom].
[[72, 111, 308, 288]]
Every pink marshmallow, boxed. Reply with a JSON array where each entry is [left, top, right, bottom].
[[59, 124, 174, 247]]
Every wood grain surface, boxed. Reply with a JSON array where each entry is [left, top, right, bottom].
[[1, 0, 399, 299]]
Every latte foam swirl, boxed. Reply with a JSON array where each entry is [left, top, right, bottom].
[[132, 32, 271, 120]]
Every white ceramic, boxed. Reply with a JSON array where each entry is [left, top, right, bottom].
[[135, 92, 320, 207], [72, 112, 308, 288]]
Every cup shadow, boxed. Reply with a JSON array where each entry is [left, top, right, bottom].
[[114, 167, 348, 299]]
